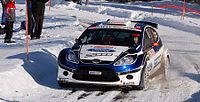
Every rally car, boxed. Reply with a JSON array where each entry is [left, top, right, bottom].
[[57, 19, 170, 90]]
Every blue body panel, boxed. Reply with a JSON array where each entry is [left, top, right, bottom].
[[58, 48, 145, 73]]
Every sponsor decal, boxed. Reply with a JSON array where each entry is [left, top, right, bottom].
[[85, 53, 113, 57], [89, 71, 102, 75], [147, 49, 155, 58], [97, 25, 111, 28], [97, 25, 123, 28], [87, 46, 116, 52], [154, 55, 161, 67], [94, 45, 113, 48]]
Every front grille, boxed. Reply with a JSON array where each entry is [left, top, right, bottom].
[[80, 59, 113, 64], [72, 66, 120, 82]]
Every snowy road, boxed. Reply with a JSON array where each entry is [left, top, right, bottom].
[[0, 1, 200, 102]]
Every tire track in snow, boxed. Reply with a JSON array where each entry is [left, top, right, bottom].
[[77, 92, 92, 100], [96, 88, 110, 96], [95, 86, 115, 96], [112, 88, 132, 101], [68, 89, 78, 95], [194, 64, 200, 74], [96, 91, 107, 96], [113, 92, 127, 101]]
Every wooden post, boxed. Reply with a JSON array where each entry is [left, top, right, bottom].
[[48, 0, 51, 11], [181, 0, 186, 20], [26, 0, 29, 61]]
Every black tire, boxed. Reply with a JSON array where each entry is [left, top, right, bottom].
[[137, 66, 150, 90], [162, 57, 170, 81]]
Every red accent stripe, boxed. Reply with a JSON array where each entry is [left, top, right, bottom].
[[89, 26, 96, 28], [132, 34, 140, 37]]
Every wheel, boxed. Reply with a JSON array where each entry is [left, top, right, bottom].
[[162, 57, 170, 81], [137, 66, 150, 90]]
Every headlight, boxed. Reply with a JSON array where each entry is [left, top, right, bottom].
[[66, 51, 79, 64], [114, 55, 137, 66]]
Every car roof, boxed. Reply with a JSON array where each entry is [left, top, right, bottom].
[[87, 19, 158, 32]]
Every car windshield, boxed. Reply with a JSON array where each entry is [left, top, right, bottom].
[[78, 29, 141, 47]]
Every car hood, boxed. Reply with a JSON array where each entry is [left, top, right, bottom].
[[80, 45, 129, 61]]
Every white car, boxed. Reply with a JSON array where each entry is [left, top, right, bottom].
[[57, 19, 170, 90]]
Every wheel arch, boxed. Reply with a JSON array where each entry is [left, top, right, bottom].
[[162, 48, 171, 64]]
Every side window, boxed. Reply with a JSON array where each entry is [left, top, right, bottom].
[[80, 32, 89, 44], [80, 36, 87, 43], [80, 32, 93, 43], [143, 28, 152, 51], [150, 28, 159, 43], [79, 30, 97, 44]]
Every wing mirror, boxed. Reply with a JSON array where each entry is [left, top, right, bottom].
[[152, 42, 159, 47]]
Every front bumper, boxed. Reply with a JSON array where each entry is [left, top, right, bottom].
[[57, 66, 142, 86]]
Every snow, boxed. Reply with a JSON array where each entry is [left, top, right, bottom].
[[0, 0, 200, 102]]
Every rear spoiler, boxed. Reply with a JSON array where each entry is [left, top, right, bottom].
[[131, 21, 158, 29]]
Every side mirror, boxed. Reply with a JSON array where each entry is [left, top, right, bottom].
[[152, 42, 159, 47]]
